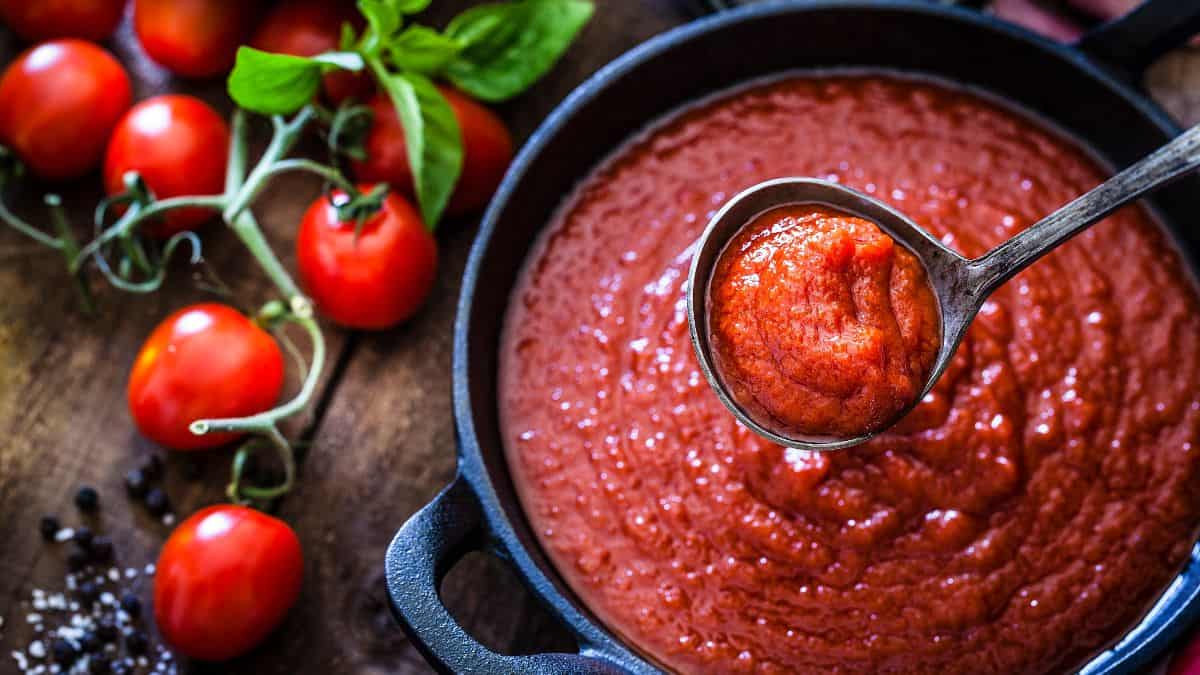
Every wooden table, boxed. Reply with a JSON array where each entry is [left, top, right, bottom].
[[1, 3, 1198, 674]]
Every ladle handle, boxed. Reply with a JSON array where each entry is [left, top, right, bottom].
[[969, 123, 1200, 294]]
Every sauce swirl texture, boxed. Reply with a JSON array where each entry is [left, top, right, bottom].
[[499, 76, 1200, 674], [708, 204, 939, 438]]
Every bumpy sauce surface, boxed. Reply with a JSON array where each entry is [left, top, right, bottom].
[[499, 76, 1200, 674], [708, 205, 939, 438]]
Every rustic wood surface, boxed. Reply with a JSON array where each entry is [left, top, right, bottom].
[[0, 2, 1197, 674]]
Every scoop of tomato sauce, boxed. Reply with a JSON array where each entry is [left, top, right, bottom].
[[708, 204, 940, 438]]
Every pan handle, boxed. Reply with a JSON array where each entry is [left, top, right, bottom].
[[1075, 0, 1200, 76], [384, 477, 627, 674]]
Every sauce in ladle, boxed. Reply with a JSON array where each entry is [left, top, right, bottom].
[[707, 204, 939, 438]]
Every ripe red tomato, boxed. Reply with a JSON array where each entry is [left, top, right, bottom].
[[0, 39, 131, 180], [296, 187, 437, 329], [104, 94, 229, 237], [155, 505, 302, 661], [0, 0, 126, 42], [250, 0, 370, 105], [352, 87, 514, 217], [133, 0, 258, 78], [128, 303, 284, 451]]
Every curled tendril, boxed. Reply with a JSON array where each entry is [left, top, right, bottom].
[[326, 102, 374, 164], [92, 231, 203, 293]]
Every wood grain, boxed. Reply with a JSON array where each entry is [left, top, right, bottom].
[[0, 3, 1197, 674]]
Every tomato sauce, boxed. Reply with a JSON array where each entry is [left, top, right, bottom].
[[708, 204, 939, 438], [499, 75, 1200, 674]]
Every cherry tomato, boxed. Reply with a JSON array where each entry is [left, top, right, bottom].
[[0, 0, 126, 42], [104, 94, 229, 237], [296, 187, 437, 329], [155, 505, 302, 661], [128, 303, 284, 451], [133, 0, 258, 78], [352, 87, 514, 217], [250, 0, 370, 105], [0, 39, 130, 180]]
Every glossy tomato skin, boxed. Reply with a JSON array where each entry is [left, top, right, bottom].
[[297, 187, 437, 329], [128, 303, 284, 450], [104, 94, 229, 237], [133, 0, 257, 78], [352, 87, 514, 216], [0, 0, 126, 42], [155, 505, 302, 661], [250, 0, 370, 105], [0, 39, 131, 180]]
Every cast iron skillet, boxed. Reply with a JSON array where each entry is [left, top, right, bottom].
[[385, 1, 1200, 672]]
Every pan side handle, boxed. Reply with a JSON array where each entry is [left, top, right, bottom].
[[1075, 0, 1200, 77], [384, 476, 629, 674]]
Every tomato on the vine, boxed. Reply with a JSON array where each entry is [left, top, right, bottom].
[[128, 303, 284, 451], [104, 94, 229, 237], [0, 0, 126, 42], [352, 87, 514, 217], [155, 505, 302, 661], [133, 0, 258, 78], [296, 187, 437, 330], [250, 0, 370, 105], [0, 39, 130, 181]]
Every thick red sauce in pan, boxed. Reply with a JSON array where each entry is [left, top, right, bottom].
[[499, 75, 1200, 674], [708, 205, 939, 438]]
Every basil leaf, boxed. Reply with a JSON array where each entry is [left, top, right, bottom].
[[378, 72, 462, 227], [444, 4, 521, 59], [311, 51, 365, 71], [228, 48, 323, 115], [358, 0, 402, 46], [389, 25, 463, 74], [393, 0, 432, 13], [445, 0, 593, 103]]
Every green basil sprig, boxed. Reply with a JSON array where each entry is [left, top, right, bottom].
[[227, 0, 594, 228]]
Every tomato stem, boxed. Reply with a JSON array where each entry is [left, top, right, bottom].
[[222, 108, 315, 224], [259, 158, 357, 194], [45, 194, 94, 313], [225, 109, 249, 196]]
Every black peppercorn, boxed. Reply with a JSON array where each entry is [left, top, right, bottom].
[[66, 548, 89, 572], [144, 488, 169, 516], [88, 656, 111, 674], [79, 630, 101, 653], [77, 580, 99, 604], [90, 535, 114, 563], [141, 454, 164, 480], [52, 638, 77, 664], [124, 631, 148, 655], [39, 515, 60, 541], [124, 468, 149, 499], [74, 526, 94, 549], [74, 485, 100, 512], [95, 619, 118, 642], [119, 593, 142, 618]]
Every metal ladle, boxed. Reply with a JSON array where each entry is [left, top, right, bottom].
[[687, 123, 1200, 451]]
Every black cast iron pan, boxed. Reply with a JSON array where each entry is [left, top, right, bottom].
[[384, 1, 1200, 672]]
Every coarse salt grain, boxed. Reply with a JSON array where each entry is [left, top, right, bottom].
[[144, 564, 156, 576], [28, 641, 44, 659], [26, 613, 42, 625], [125, 568, 137, 579], [53, 529, 73, 543], [107, 569, 120, 582]]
